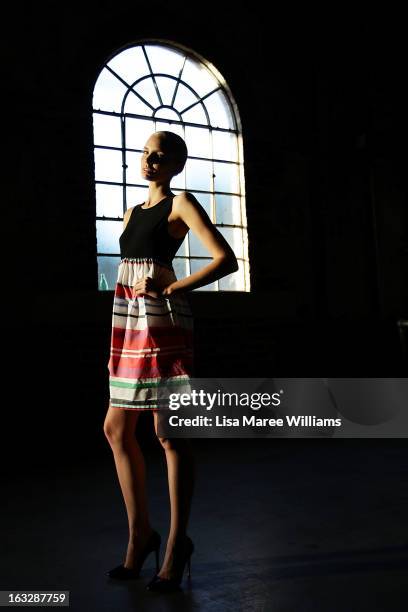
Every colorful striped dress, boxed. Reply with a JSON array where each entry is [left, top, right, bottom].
[[107, 195, 194, 410]]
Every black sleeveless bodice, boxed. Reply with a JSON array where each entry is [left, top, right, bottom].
[[119, 195, 185, 266]]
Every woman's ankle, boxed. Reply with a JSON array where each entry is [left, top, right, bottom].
[[129, 524, 154, 541], [167, 531, 188, 547]]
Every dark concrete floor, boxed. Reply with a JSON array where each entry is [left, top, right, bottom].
[[1, 439, 408, 611]]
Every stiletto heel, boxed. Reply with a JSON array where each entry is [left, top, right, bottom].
[[107, 530, 161, 580], [146, 535, 194, 592]]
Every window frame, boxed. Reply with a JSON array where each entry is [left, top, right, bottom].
[[93, 39, 249, 292]]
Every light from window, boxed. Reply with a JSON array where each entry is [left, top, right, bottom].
[[93, 40, 250, 292]]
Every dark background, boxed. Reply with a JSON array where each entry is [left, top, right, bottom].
[[5, 3, 407, 456]]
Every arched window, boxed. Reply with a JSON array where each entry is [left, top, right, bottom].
[[93, 40, 249, 292]]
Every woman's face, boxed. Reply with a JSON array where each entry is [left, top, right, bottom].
[[140, 135, 180, 182]]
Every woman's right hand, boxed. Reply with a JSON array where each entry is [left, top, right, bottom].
[[132, 275, 162, 298]]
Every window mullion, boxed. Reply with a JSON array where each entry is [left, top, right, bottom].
[[121, 116, 127, 218]]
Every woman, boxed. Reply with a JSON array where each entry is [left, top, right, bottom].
[[103, 130, 238, 592]]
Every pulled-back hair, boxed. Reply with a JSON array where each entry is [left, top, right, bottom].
[[154, 131, 188, 174]]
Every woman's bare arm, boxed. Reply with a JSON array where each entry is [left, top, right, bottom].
[[163, 192, 239, 295]]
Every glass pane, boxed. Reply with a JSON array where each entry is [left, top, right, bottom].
[[107, 46, 149, 85], [93, 68, 128, 112], [213, 162, 240, 193], [126, 185, 148, 208], [185, 126, 211, 158], [170, 166, 185, 190], [154, 122, 184, 141], [219, 259, 245, 291], [98, 256, 121, 291], [218, 227, 244, 259], [125, 117, 155, 149], [93, 113, 122, 148], [173, 257, 189, 280], [212, 131, 238, 161], [191, 192, 211, 220], [181, 58, 218, 97], [144, 44, 186, 78], [94, 148, 123, 183], [185, 159, 212, 191], [124, 89, 154, 116], [174, 238, 188, 257], [134, 76, 161, 108], [214, 194, 242, 225], [96, 219, 123, 254], [125, 151, 143, 184], [155, 107, 179, 121], [204, 90, 235, 129], [189, 229, 211, 257], [242, 226, 250, 260], [190, 259, 217, 291], [154, 76, 178, 106], [95, 183, 123, 218], [174, 83, 199, 113], [181, 104, 208, 126]]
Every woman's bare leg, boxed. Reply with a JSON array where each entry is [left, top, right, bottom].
[[153, 410, 195, 579], [103, 405, 154, 568]]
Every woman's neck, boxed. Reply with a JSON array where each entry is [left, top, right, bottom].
[[146, 184, 173, 206]]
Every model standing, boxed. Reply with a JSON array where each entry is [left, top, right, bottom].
[[103, 131, 238, 592]]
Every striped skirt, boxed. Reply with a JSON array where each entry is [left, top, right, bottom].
[[107, 257, 194, 410]]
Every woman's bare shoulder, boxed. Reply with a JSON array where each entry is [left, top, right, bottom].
[[123, 206, 136, 229], [173, 191, 202, 210], [172, 192, 213, 227]]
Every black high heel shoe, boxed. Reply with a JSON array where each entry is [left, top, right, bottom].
[[107, 530, 161, 580], [146, 535, 194, 592]]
